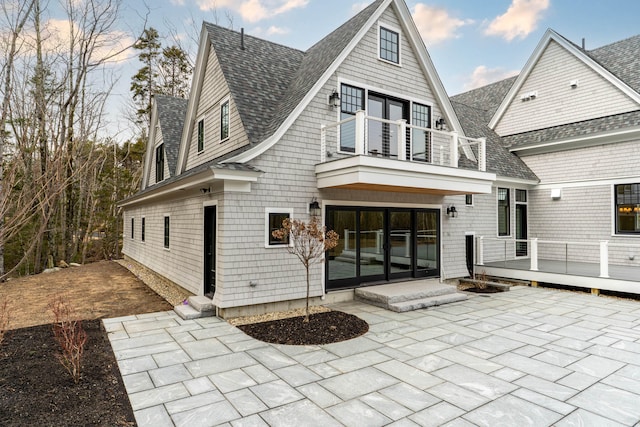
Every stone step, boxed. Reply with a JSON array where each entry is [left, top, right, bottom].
[[388, 293, 468, 313], [174, 304, 203, 320], [188, 296, 215, 313], [355, 281, 458, 305]]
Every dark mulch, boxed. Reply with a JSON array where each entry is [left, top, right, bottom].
[[465, 287, 502, 293], [0, 319, 135, 427], [238, 311, 369, 345]]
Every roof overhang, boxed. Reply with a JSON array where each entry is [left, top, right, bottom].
[[119, 166, 262, 208], [509, 125, 640, 156], [315, 156, 496, 195]]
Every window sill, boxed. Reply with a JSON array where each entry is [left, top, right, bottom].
[[220, 137, 230, 144], [378, 57, 402, 67]]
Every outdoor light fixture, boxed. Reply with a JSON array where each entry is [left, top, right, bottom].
[[446, 206, 457, 218], [309, 198, 321, 216], [200, 187, 211, 194], [329, 90, 340, 108], [435, 117, 446, 130]]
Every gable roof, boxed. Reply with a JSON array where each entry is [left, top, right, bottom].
[[176, 0, 464, 170], [586, 34, 640, 94], [450, 78, 538, 182], [155, 95, 189, 175], [488, 29, 640, 130]]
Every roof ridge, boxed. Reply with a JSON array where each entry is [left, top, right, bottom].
[[202, 21, 304, 54]]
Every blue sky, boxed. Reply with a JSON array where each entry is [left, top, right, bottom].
[[43, 0, 640, 140]]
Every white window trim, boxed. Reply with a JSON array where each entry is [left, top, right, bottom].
[[497, 187, 512, 238], [220, 96, 230, 143], [377, 22, 402, 67], [265, 208, 294, 248]]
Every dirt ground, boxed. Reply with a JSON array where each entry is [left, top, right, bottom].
[[0, 260, 173, 330]]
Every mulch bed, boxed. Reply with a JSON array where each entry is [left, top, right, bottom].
[[464, 287, 502, 293], [0, 319, 135, 426], [238, 310, 369, 345]]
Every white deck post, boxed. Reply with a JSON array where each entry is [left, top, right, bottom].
[[344, 229, 350, 251], [397, 119, 407, 161], [320, 124, 326, 163], [600, 240, 609, 278], [355, 110, 365, 155], [479, 137, 487, 171], [450, 131, 459, 168], [477, 236, 484, 265], [530, 238, 538, 271]]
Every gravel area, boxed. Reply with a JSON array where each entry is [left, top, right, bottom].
[[116, 259, 192, 306]]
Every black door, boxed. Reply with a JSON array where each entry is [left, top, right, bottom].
[[204, 206, 216, 298], [465, 235, 474, 277], [367, 93, 408, 158]]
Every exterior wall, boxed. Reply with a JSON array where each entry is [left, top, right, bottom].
[[522, 141, 640, 266], [122, 191, 213, 296], [185, 49, 250, 171], [496, 40, 638, 136]]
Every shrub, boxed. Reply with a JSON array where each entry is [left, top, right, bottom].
[[48, 295, 87, 384]]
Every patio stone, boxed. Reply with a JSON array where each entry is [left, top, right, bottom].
[[379, 382, 440, 412], [360, 392, 413, 420], [532, 349, 582, 367], [463, 394, 562, 426], [555, 409, 625, 427], [185, 352, 257, 377], [432, 365, 517, 400], [117, 354, 158, 375], [320, 367, 398, 401], [247, 347, 297, 370], [328, 349, 390, 373], [260, 399, 342, 427], [511, 388, 575, 415], [297, 383, 342, 408], [242, 364, 279, 384], [183, 377, 217, 395], [491, 352, 571, 382], [165, 391, 225, 414], [566, 354, 625, 378], [426, 382, 488, 411], [249, 380, 303, 408], [409, 401, 465, 427], [435, 348, 502, 374], [225, 389, 268, 416], [122, 372, 154, 393], [514, 374, 577, 401], [230, 414, 269, 427], [128, 383, 190, 410], [568, 383, 640, 425], [134, 405, 173, 427], [557, 371, 599, 391], [209, 368, 257, 393], [148, 364, 192, 387], [152, 348, 192, 367], [171, 400, 240, 427], [273, 364, 322, 387], [374, 360, 443, 389], [328, 399, 391, 427], [181, 337, 231, 360]]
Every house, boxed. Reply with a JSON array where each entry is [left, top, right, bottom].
[[121, 0, 640, 318], [452, 30, 640, 293]]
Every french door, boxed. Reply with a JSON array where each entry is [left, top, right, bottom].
[[203, 206, 216, 298], [326, 206, 439, 290], [367, 93, 408, 158]]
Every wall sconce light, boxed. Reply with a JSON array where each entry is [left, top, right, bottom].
[[200, 187, 211, 194], [328, 90, 340, 109], [309, 198, 321, 216], [435, 117, 446, 130], [446, 206, 457, 218]]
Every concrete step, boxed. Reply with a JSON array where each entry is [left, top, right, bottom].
[[388, 293, 468, 313], [355, 281, 458, 305], [188, 296, 215, 313], [174, 304, 203, 320]]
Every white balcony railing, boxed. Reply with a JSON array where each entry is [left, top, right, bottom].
[[320, 110, 486, 171], [476, 236, 640, 278]]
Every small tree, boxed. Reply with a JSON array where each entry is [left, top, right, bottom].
[[48, 295, 87, 384], [272, 216, 339, 322]]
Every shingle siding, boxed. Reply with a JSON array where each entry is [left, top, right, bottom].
[[496, 41, 638, 136]]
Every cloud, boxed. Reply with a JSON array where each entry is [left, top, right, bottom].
[[266, 25, 290, 35], [463, 65, 519, 91], [485, 0, 549, 41], [412, 4, 473, 46], [170, 0, 185, 5], [196, 0, 308, 23]]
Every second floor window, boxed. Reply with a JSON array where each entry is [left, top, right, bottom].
[[380, 26, 399, 64], [220, 100, 229, 141], [197, 119, 204, 152], [155, 144, 164, 182]]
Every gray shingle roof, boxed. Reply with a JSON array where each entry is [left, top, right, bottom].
[[587, 34, 640, 94], [155, 95, 189, 176], [203, 0, 384, 146], [450, 79, 538, 181]]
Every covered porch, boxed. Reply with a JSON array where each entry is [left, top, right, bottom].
[[476, 237, 640, 294]]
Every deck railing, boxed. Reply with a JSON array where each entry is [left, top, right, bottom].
[[477, 236, 640, 278], [320, 110, 486, 170]]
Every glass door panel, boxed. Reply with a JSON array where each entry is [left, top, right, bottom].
[[327, 209, 357, 282], [387, 100, 404, 159], [367, 96, 384, 156], [416, 210, 438, 276], [389, 210, 412, 277], [516, 204, 528, 256], [359, 210, 385, 279]]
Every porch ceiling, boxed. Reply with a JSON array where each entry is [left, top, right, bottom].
[[315, 155, 496, 195]]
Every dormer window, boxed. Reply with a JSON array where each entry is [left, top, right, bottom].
[[220, 98, 230, 142], [197, 119, 204, 152], [379, 25, 400, 65], [155, 144, 164, 182]]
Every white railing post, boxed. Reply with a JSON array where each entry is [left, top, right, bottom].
[[355, 110, 365, 155], [479, 137, 487, 172], [397, 119, 407, 161], [530, 238, 538, 271], [477, 236, 484, 265], [344, 229, 350, 251], [450, 131, 459, 168], [320, 124, 326, 163], [600, 240, 609, 278], [376, 230, 382, 254]]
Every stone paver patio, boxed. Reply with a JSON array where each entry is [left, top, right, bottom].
[[105, 286, 640, 426]]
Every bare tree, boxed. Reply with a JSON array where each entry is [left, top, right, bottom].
[[272, 217, 339, 322]]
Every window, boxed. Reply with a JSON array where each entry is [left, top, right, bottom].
[[130, 218, 134, 240], [265, 208, 293, 247], [220, 99, 229, 141], [379, 26, 400, 64], [164, 216, 170, 248], [411, 103, 431, 161], [615, 183, 640, 234], [155, 144, 164, 182], [465, 194, 473, 205], [197, 119, 204, 152], [516, 189, 527, 203], [498, 188, 510, 236], [340, 84, 364, 153], [141, 217, 145, 242]]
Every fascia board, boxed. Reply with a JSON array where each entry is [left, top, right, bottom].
[[141, 100, 160, 189]]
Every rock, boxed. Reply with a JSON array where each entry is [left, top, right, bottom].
[[43, 267, 61, 274], [69, 263, 82, 267], [58, 260, 70, 268]]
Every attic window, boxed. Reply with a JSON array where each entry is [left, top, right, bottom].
[[155, 144, 164, 182], [379, 25, 400, 65], [197, 119, 204, 152], [220, 98, 230, 142]]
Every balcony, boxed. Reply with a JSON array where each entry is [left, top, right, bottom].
[[316, 111, 496, 195]]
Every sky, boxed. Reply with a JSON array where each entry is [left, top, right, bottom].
[[42, 0, 640, 141]]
